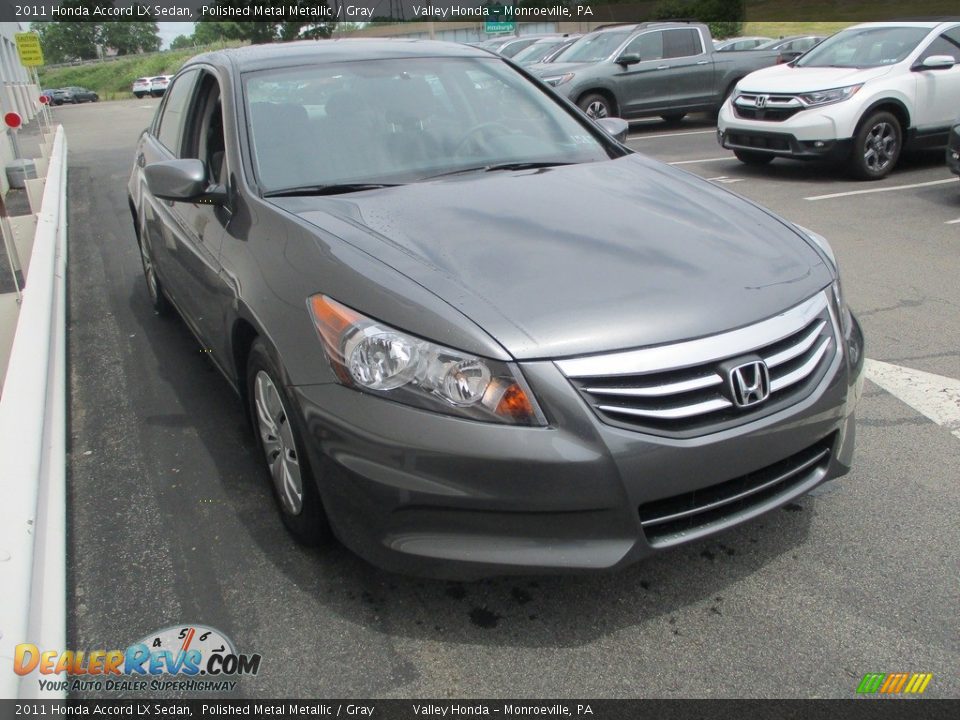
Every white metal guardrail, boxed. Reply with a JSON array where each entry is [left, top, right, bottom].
[[0, 125, 67, 699]]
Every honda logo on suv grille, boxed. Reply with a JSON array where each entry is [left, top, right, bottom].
[[755, 95, 768, 108], [729, 361, 771, 407]]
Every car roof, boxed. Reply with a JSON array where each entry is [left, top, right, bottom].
[[849, 20, 958, 30], [186, 38, 495, 74]]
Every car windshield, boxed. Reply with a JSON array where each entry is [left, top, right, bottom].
[[243, 57, 612, 193], [796, 26, 929, 68], [512, 39, 565, 64], [554, 30, 633, 63]]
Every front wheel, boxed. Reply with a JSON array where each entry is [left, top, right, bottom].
[[138, 213, 171, 316], [247, 339, 331, 546], [734, 149, 775, 166], [850, 111, 901, 180], [578, 92, 615, 120]]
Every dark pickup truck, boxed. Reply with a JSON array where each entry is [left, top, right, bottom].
[[530, 22, 782, 121]]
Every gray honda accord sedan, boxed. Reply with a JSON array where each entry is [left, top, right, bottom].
[[128, 40, 864, 579]]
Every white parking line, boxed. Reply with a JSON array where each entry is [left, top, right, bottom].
[[630, 129, 717, 140], [945, 218, 960, 225], [865, 359, 960, 441], [707, 176, 745, 184], [805, 178, 956, 201], [669, 157, 731, 166]]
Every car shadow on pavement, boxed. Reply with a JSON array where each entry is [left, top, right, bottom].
[[726, 148, 948, 186], [127, 279, 819, 653]]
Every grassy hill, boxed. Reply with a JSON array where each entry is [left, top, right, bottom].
[[38, 42, 245, 100]]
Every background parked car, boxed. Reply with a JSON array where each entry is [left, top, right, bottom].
[[41, 88, 64, 105], [755, 35, 826, 63], [718, 21, 960, 179], [511, 35, 582, 66], [150, 75, 172, 97], [132, 77, 152, 98], [531, 22, 782, 122], [61, 87, 99, 103], [479, 35, 555, 58], [714, 36, 773, 52]]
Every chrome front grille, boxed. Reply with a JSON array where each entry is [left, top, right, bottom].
[[733, 93, 804, 122], [556, 291, 839, 437]]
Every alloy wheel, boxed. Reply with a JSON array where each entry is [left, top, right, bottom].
[[863, 121, 897, 174], [138, 222, 159, 304], [586, 100, 608, 119], [254, 370, 304, 516]]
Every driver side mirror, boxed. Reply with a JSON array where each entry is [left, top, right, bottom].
[[913, 54, 956, 71], [616, 53, 641, 67], [145, 159, 227, 205], [596, 117, 629, 143]]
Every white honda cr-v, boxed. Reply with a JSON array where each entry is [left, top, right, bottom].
[[718, 21, 960, 179]]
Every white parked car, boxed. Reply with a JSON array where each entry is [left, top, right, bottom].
[[718, 21, 960, 179], [149, 75, 172, 97], [132, 77, 152, 98]]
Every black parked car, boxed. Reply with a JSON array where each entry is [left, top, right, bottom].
[[128, 41, 863, 579], [62, 86, 99, 103], [41, 88, 65, 105]]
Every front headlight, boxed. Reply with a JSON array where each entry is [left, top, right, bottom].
[[308, 295, 546, 426], [797, 84, 862, 108], [541, 73, 575, 87]]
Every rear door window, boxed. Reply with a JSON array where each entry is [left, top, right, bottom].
[[663, 29, 703, 59]]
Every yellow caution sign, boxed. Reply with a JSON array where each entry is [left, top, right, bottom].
[[15, 32, 44, 67]]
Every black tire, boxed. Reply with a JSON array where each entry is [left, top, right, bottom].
[[137, 213, 172, 316], [734, 149, 775, 166], [247, 339, 331, 546], [578, 92, 615, 120], [849, 110, 901, 180], [134, 93, 143, 99], [660, 112, 686, 124]]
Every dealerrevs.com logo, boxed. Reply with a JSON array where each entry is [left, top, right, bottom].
[[14, 624, 261, 693]]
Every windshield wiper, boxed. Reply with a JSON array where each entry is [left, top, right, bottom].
[[422, 161, 574, 181], [263, 183, 401, 198]]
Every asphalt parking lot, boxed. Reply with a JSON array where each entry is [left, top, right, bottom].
[[61, 99, 959, 699]]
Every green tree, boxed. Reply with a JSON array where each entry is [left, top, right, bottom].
[[652, 0, 745, 39], [101, 22, 162, 55], [169, 35, 195, 50], [198, 1, 333, 43], [35, 22, 100, 63]]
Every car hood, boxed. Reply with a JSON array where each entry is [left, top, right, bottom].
[[738, 63, 893, 93], [273, 155, 832, 360]]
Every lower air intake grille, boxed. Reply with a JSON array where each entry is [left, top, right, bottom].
[[639, 434, 834, 546]]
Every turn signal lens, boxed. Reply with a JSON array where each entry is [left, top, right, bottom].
[[495, 383, 536, 421], [307, 294, 545, 425]]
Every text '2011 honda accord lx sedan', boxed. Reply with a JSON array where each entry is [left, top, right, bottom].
[[128, 40, 864, 579]]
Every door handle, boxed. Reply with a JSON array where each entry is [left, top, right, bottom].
[[696, 60, 710, 65], [656, 65, 669, 70]]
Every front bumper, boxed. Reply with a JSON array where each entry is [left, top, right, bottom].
[[718, 100, 856, 160], [292, 314, 865, 579]]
